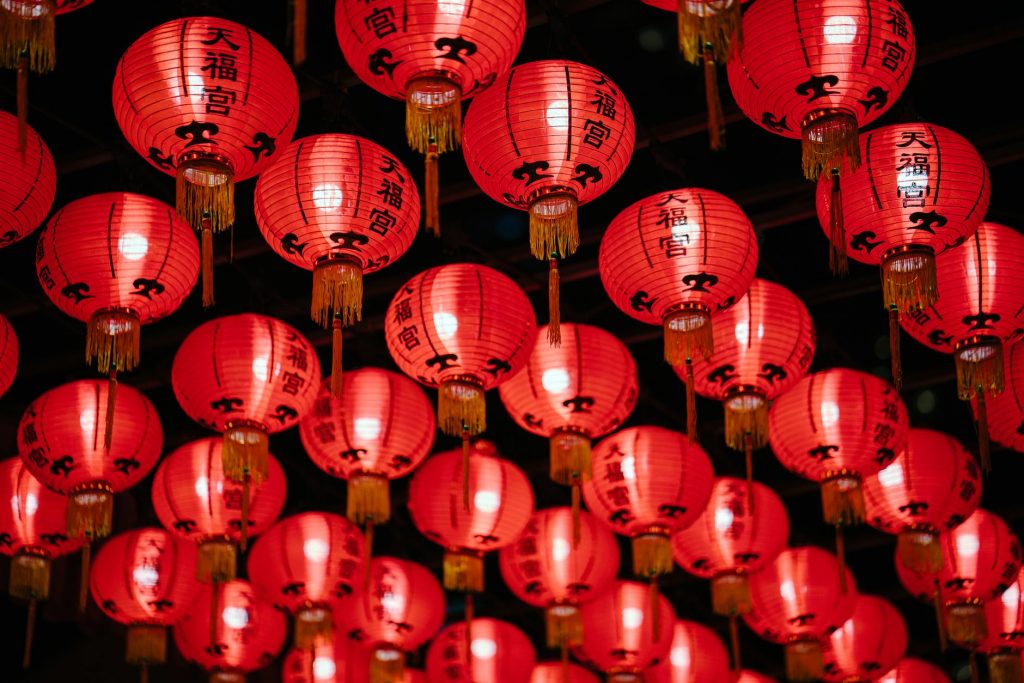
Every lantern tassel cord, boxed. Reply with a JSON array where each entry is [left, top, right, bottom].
[[548, 258, 561, 347], [571, 480, 581, 549], [79, 540, 91, 614], [240, 473, 251, 552], [331, 316, 343, 400], [140, 662, 148, 683], [425, 144, 440, 237], [104, 366, 118, 453], [201, 217, 214, 308], [934, 580, 948, 651], [829, 168, 849, 276], [17, 52, 27, 157], [649, 576, 661, 642], [970, 651, 980, 683], [835, 525, 848, 594], [729, 614, 742, 675], [704, 46, 724, 151], [889, 308, 903, 391], [464, 593, 474, 667], [292, 0, 307, 65], [977, 389, 991, 474], [363, 520, 374, 593], [561, 641, 570, 683], [685, 359, 698, 444], [209, 579, 219, 649], [744, 434, 755, 514], [462, 428, 470, 512], [22, 598, 36, 669]]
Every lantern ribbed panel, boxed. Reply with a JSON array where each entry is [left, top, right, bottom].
[[573, 580, 676, 674], [743, 547, 858, 644], [0, 457, 80, 557], [974, 569, 1024, 654], [384, 263, 537, 391], [299, 369, 436, 481], [599, 188, 758, 325], [582, 426, 714, 538], [112, 16, 298, 183], [171, 313, 321, 434], [281, 633, 363, 683], [89, 527, 200, 625], [738, 672, 779, 683], [17, 379, 163, 494], [152, 437, 286, 542], [815, 123, 990, 266], [173, 579, 287, 672], [531, 662, 600, 683], [254, 134, 420, 275], [0, 110, 55, 248], [768, 368, 909, 482], [36, 193, 199, 324], [498, 507, 620, 607], [984, 343, 1024, 453], [408, 441, 534, 552], [426, 617, 536, 683], [863, 429, 981, 535], [462, 60, 635, 211], [822, 595, 907, 683], [879, 658, 951, 683], [0, 314, 17, 398], [247, 512, 364, 612], [647, 620, 731, 683], [726, 0, 915, 141], [672, 477, 790, 580], [54, 0, 94, 13]]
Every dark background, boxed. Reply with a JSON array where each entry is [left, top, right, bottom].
[[1, 0, 1022, 680]]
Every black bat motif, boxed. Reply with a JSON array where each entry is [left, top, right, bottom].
[[210, 397, 244, 413], [131, 278, 164, 300], [281, 582, 305, 596], [174, 519, 198, 534], [899, 501, 929, 515], [570, 163, 603, 188], [758, 363, 788, 385], [147, 147, 175, 170], [512, 160, 554, 187], [175, 120, 219, 147], [339, 448, 366, 463], [908, 210, 948, 234], [50, 456, 75, 477], [368, 48, 401, 78], [850, 230, 884, 253], [630, 291, 656, 314], [426, 353, 459, 370], [389, 455, 412, 470], [658, 504, 687, 518], [794, 74, 840, 102], [483, 358, 512, 377], [113, 457, 140, 476], [271, 405, 299, 424], [681, 272, 718, 292], [963, 312, 1000, 330], [875, 448, 897, 467], [808, 444, 839, 462], [61, 281, 93, 304], [523, 414, 544, 429], [435, 36, 477, 63], [857, 86, 889, 113], [473, 534, 499, 545], [244, 132, 276, 161], [281, 233, 306, 256], [562, 395, 595, 413], [40, 533, 68, 546], [761, 113, 791, 133], [329, 231, 370, 250], [927, 330, 953, 347]]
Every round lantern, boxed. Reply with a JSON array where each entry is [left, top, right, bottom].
[[425, 617, 536, 683], [299, 368, 435, 540], [862, 428, 982, 574], [822, 595, 907, 683], [0, 110, 55, 247], [152, 437, 287, 584], [247, 512, 364, 651], [984, 341, 1024, 454], [499, 507, 620, 652], [573, 579, 676, 681], [899, 222, 1024, 470], [0, 313, 18, 398], [600, 187, 758, 439], [879, 658, 951, 683], [531, 662, 600, 683], [335, 0, 526, 235], [172, 313, 320, 489], [743, 546, 858, 682], [647, 620, 731, 683], [498, 322, 638, 511], [672, 477, 790, 618], [463, 60, 635, 342], [727, 0, 915, 182], [254, 134, 420, 395], [738, 672, 778, 683], [962, 570, 1024, 683], [281, 631, 363, 683], [113, 16, 299, 304], [90, 527, 201, 675]]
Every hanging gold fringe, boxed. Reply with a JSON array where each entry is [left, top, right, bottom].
[[801, 110, 859, 181], [545, 603, 583, 649], [663, 305, 713, 367], [86, 309, 140, 374], [311, 257, 363, 329], [370, 645, 405, 683], [632, 532, 673, 577], [823, 169, 847, 277], [17, 52, 27, 155], [820, 471, 865, 526], [201, 220, 214, 307], [933, 580, 948, 651], [177, 156, 235, 233], [438, 378, 485, 437], [685, 360, 698, 444], [723, 389, 768, 451], [78, 540, 90, 614], [10, 548, 50, 601], [897, 526, 942, 574], [882, 246, 937, 312], [104, 368, 117, 453], [550, 429, 592, 486], [67, 481, 114, 540], [704, 47, 724, 151], [405, 76, 461, 154], [126, 625, 167, 665], [888, 307, 903, 391], [835, 524, 848, 595], [989, 651, 1024, 683], [785, 639, 824, 682], [530, 193, 579, 261], [711, 572, 752, 617], [571, 482, 581, 549], [347, 472, 391, 526], [292, 0, 306, 65], [424, 145, 440, 237], [677, 0, 741, 64], [240, 474, 250, 552], [728, 614, 742, 675], [22, 596, 36, 668], [0, 4, 55, 72], [443, 549, 484, 593], [222, 422, 269, 485], [649, 577, 661, 642], [197, 538, 236, 584], [294, 605, 333, 650], [548, 258, 561, 347], [946, 601, 987, 647], [744, 434, 754, 512]]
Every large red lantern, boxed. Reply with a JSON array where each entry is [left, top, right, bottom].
[[0, 110, 55, 247], [113, 17, 299, 304], [174, 579, 288, 683], [822, 595, 907, 683], [499, 507, 620, 652], [960, 570, 1024, 682], [862, 428, 981, 574], [879, 658, 950, 683], [90, 527, 201, 677], [254, 134, 420, 395], [280, 632, 365, 683], [425, 617, 537, 683], [531, 662, 599, 683], [172, 313, 320, 490], [742, 546, 858, 681], [0, 313, 17, 398], [247, 512, 364, 651], [984, 341, 1024, 454], [899, 222, 1024, 470], [335, 0, 525, 235], [647, 620, 731, 683], [599, 188, 758, 438]]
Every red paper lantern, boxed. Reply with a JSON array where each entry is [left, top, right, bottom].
[[172, 313, 320, 489], [964, 570, 1024, 682], [582, 425, 714, 581], [726, 0, 915, 180], [530, 662, 599, 683], [862, 428, 982, 574], [425, 617, 537, 683], [254, 134, 420, 395], [0, 313, 18, 398], [737, 672, 778, 683], [646, 620, 731, 683], [878, 658, 950, 683], [0, 110, 55, 248], [499, 507, 620, 650], [742, 546, 858, 682], [671, 476, 790, 617], [90, 527, 201, 673], [247, 512, 364, 651], [822, 595, 907, 683], [174, 579, 288, 682], [299, 368, 435, 532], [280, 632, 365, 683], [983, 341, 1024, 453], [113, 16, 299, 304]]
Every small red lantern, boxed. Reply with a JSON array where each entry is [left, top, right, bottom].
[[0, 110, 55, 247], [531, 662, 599, 683], [113, 16, 299, 304], [862, 428, 982, 574], [743, 546, 858, 682], [247, 512, 364, 651], [335, 0, 526, 235], [280, 631, 364, 683], [738, 672, 778, 683], [425, 617, 537, 683], [964, 570, 1024, 682], [600, 188, 758, 439], [983, 341, 1024, 454], [174, 579, 288, 683], [879, 658, 951, 683], [90, 527, 201, 677], [646, 620, 731, 683], [0, 313, 18, 398], [822, 595, 907, 683]]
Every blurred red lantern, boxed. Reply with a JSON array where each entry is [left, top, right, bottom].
[[499, 507, 620, 651], [280, 631, 365, 683], [965, 570, 1024, 682], [822, 595, 907, 683], [174, 579, 288, 683], [0, 313, 18, 398], [0, 110, 55, 247], [247, 512, 364, 651], [743, 546, 858, 682], [90, 527, 201, 675], [172, 313, 320, 491], [254, 134, 420, 395], [899, 222, 1024, 470], [727, 0, 915, 182], [600, 188, 758, 439], [862, 428, 981, 574], [672, 477, 790, 617], [983, 341, 1024, 454], [113, 16, 298, 304], [646, 620, 731, 683], [737, 671, 778, 683], [335, 0, 525, 235], [531, 662, 599, 683], [426, 617, 537, 683], [878, 658, 950, 683]]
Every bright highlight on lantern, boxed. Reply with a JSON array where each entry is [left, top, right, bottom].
[[437, 0, 466, 14], [823, 15, 858, 43], [621, 455, 637, 481], [474, 490, 500, 513], [956, 533, 980, 558], [380, 591, 406, 615], [354, 417, 382, 441], [622, 607, 644, 629], [313, 657, 336, 680], [471, 638, 497, 660], [222, 606, 250, 629], [118, 232, 150, 261], [303, 538, 330, 562], [133, 565, 159, 588], [552, 537, 571, 563], [820, 400, 840, 427], [11, 493, 39, 515], [542, 368, 571, 393], [251, 356, 270, 382], [79, 408, 96, 433], [733, 322, 765, 345], [546, 100, 570, 131], [1002, 582, 1020, 609], [715, 506, 736, 532], [671, 645, 692, 668], [312, 183, 344, 210], [780, 579, 797, 602], [433, 312, 459, 340], [878, 462, 904, 488]]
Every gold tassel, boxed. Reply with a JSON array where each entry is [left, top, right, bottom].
[[311, 257, 363, 329], [784, 639, 824, 682], [828, 168, 848, 276], [22, 597, 36, 669], [632, 532, 673, 578], [989, 651, 1024, 683], [0, 3, 56, 71], [125, 625, 167, 665], [405, 76, 461, 154], [197, 538, 237, 584], [201, 220, 214, 308], [140, 662, 149, 683], [104, 368, 117, 453], [209, 579, 220, 649], [438, 378, 486, 437], [292, 0, 306, 65], [17, 52, 27, 156], [976, 390, 991, 474], [424, 145, 440, 237], [545, 603, 583, 649], [801, 110, 859, 181], [728, 614, 742, 674], [820, 471, 865, 526], [946, 601, 987, 647], [649, 576, 661, 642], [897, 527, 942, 574], [711, 572, 752, 617], [67, 481, 114, 540], [79, 540, 90, 614], [550, 430, 592, 486], [561, 642, 570, 683], [370, 645, 405, 683], [676, 0, 741, 64], [10, 549, 50, 601], [723, 389, 768, 451], [530, 193, 579, 261], [933, 580, 948, 652], [744, 435, 754, 513], [970, 651, 980, 683], [835, 524, 848, 595], [462, 430, 470, 512], [294, 605, 333, 650], [664, 305, 713, 367], [221, 422, 269, 485], [889, 307, 903, 392], [464, 593, 474, 667], [548, 258, 561, 347], [704, 47, 724, 151], [881, 246, 938, 312], [444, 549, 484, 593], [347, 472, 391, 526], [685, 360, 698, 444], [363, 520, 374, 593], [86, 309, 141, 374], [955, 336, 1003, 469], [331, 317, 343, 400], [176, 154, 235, 233], [571, 482, 581, 549], [240, 473, 250, 552]]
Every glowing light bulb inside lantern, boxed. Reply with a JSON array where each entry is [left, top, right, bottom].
[[552, 537, 571, 563], [820, 400, 840, 428], [472, 638, 497, 660], [715, 506, 736, 532], [1, 1, 49, 18], [1002, 582, 1020, 609], [546, 100, 570, 132], [823, 16, 858, 44], [671, 645, 692, 668], [194, 476, 210, 500], [133, 565, 160, 588], [780, 579, 797, 602], [956, 533, 980, 558], [251, 356, 270, 382], [118, 232, 150, 261], [733, 321, 765, 345], [11, 493, 39, 515], [303, 538, 330, 562], [878, 462, 905, 488], [312, 183, 344, 211], [621, 455, 637, 482], [222, 606, 250, 630], [542, 368, 571, 394], [433, 311, 459, 340], [79, 408, 96, 434], [622, 607, 644, 629], [474, 490, 500, 513], [896, 167, 928, 196], [354, 417, 382, 441], [313, 657, 336, 680], [380, 591, 406, 617], [437, 0, 467, 15]]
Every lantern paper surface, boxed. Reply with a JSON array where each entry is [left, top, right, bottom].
[[822, 595, 907, 683], [425, 617, 536, 683], [738, 672, 779, 683], [0, 110, 55, 248], [879, 658, 951, 683], [0, 313, 17, 398], [647, 620, 731, 683], [974, 568, 1024, 654], [984, 342, 1024, 453], [280, 632, 364, 683], [530, 662, 599, 683], [0, 456, 80, 558]]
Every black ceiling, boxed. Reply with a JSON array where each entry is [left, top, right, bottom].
[[1, 1, 1023, 681]]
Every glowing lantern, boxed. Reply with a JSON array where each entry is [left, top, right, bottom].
[[738, 672, 779, 683], [280, 631, 364, 683], [425, 618, 537, 683], [822, 595, 907, 683], [530, 662, 600, 683], [0, 110, 55, 246], [983, 341, 1024, 454], [647, 620, 731, 683], [878, 658, 951, 683], [962, 569, 1024, 683], [0, 313, 18, 398]]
